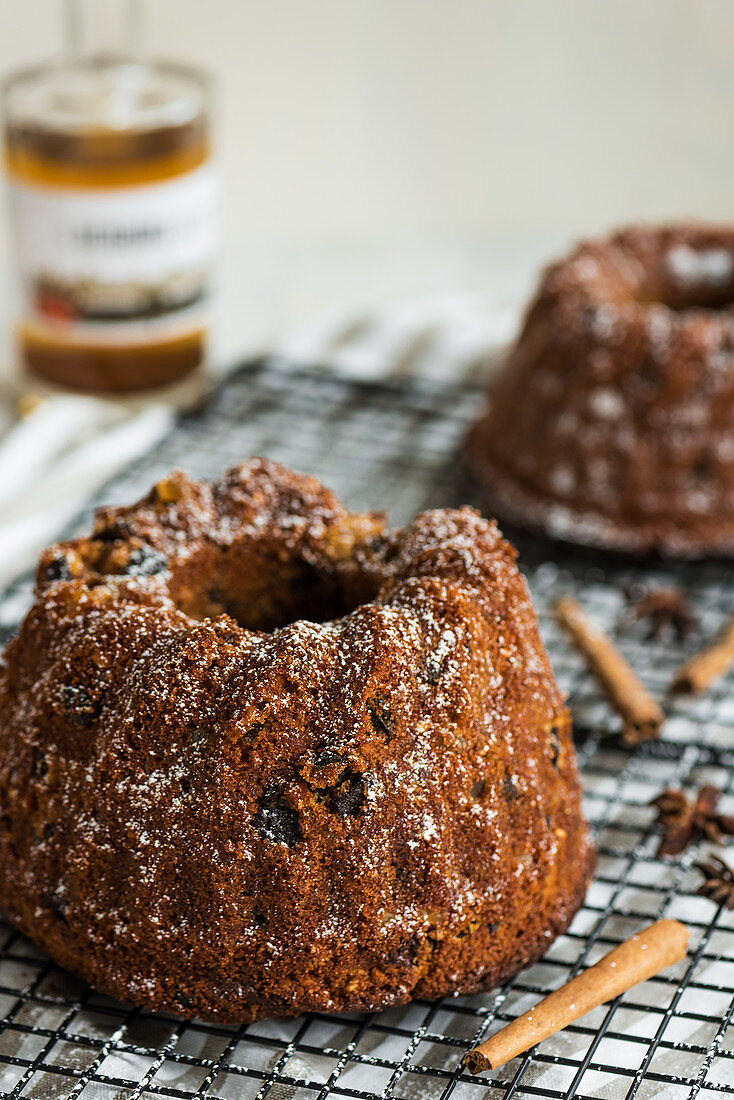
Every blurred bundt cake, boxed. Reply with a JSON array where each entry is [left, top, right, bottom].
[[468, 223, 734, 556]]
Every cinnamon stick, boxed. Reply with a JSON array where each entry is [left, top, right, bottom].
[[556, 596, 664, 746], [465, 919, 688, 1074], [672, 615, 734, 695]]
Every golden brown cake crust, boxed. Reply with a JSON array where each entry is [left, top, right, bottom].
[[468, 222, 734, 557], [0, 459, 593, 1022]]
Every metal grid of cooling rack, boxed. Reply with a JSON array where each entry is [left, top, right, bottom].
[[0, 359, 733, 1100]]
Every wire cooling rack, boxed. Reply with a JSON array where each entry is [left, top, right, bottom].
[[0, 359, 733, 1100]]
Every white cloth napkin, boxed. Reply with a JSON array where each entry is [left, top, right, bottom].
[[274, 291, 516, 382], [0, 398, 172, 588]]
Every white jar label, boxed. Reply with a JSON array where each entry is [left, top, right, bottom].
[[8, 164, 217, 342]]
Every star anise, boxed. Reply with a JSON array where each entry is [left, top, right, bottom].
[[695, 854, 734, 909], [624, 585, 697, 641], [650, 784, 734, 856]]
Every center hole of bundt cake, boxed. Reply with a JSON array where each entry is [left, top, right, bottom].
[[641, 245, 734, 312], [653, 285, 734, 312], [168, 512, 384, 632], [172, 551, 374, 632], [229, 565, 356, 631]]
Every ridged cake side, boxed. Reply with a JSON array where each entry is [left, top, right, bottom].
[[0, 459, 593, 1021]]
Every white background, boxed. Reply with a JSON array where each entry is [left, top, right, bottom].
[[1, 0, 732, 251]]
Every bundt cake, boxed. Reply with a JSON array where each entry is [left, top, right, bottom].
[[0, 458, 593, 1022], [468, 222, 734, 556]]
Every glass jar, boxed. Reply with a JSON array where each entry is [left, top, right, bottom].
[[3, 0, 216, 398]]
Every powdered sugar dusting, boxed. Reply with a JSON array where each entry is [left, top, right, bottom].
[[0, 458, 590, 1020]]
